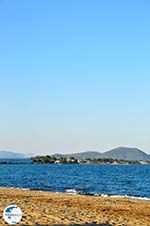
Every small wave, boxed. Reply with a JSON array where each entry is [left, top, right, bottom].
[[109, 194, 150, 201], [65, 190, 150, 200], [65, 189, 78, 194]]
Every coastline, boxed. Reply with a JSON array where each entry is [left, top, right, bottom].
[[0, 188, 150, 225], [1, 186, 150, 201]]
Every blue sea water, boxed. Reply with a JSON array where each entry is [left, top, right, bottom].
[[0, 161, 150, 198]]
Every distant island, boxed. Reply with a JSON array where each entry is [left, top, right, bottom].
[[31, 155, 150, 165], [54, 147, 150, 161], [1, 147, 150, 165], [31, 147, 150, 165], [0, 151, 25, 159]]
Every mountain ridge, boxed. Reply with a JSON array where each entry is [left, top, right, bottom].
[[54, 147, 150, 161], [0, 147, 149, 161], [0, 151, 25, 159]]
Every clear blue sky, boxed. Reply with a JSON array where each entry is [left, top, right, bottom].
[[0, 0, 150, 154]]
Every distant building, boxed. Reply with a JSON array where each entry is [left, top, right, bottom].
[[54, 160, 61, 164], [140, 161, 148, 164]]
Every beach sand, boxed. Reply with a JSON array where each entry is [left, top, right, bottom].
[[0, 188, 150, 226]]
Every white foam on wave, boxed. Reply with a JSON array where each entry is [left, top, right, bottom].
[[99, 194, 150, 201], [65, 189, 78, 194]]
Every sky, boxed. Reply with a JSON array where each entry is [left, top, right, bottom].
[[0, 0, 150, 154]]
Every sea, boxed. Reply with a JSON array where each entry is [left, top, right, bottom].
[[0, 159, 150, 199]]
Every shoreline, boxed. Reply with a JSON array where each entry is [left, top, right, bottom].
[[1, 186, 150, 201], [0, 188, 150, 225]]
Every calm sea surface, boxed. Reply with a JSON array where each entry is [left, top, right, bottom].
[[0, 160, 150, 198]]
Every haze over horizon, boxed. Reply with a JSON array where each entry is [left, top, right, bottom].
[[0, 1, 150, 154]]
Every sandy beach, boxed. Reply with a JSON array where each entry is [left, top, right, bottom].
[[0, 188, 150, 226]]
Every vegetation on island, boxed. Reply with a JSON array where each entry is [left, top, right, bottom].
[[31, 155, 78, 164], [31, 155, 150, 165]]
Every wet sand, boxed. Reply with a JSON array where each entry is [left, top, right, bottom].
[[0, 188, 150, 225]]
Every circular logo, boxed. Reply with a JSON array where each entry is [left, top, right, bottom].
[[3, 205, 22, 225]]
